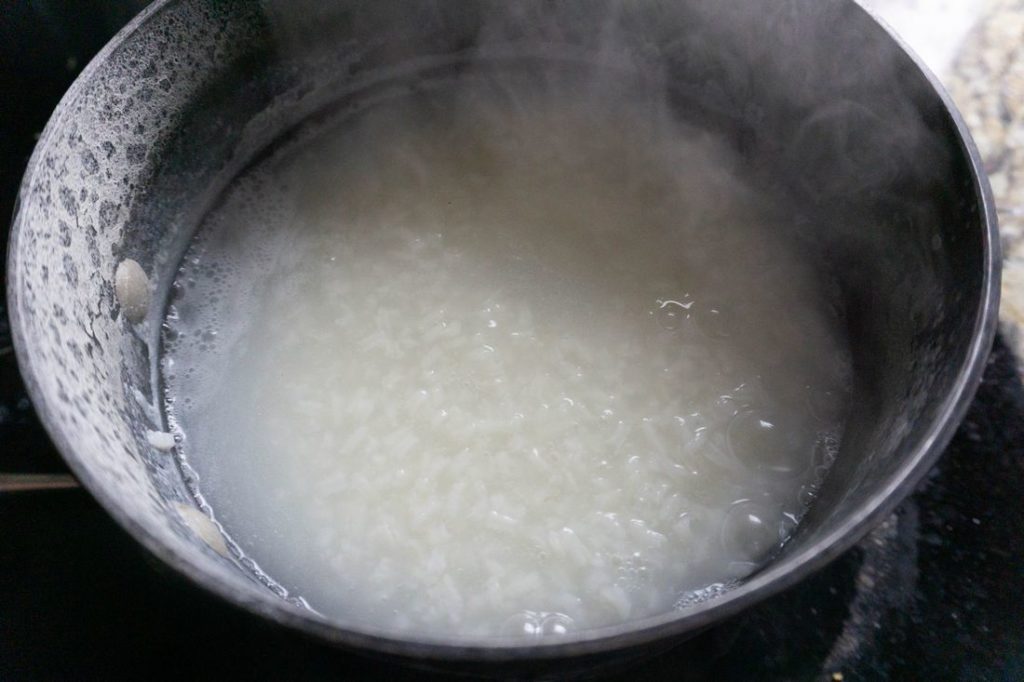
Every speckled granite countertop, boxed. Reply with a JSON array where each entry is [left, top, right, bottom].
[[945, 0, 1024, 359]]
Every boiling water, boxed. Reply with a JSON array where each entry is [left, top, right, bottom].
[[162, 78, 850, 639]]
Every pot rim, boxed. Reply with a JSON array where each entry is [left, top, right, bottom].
[[6, 0, 1001, 661]]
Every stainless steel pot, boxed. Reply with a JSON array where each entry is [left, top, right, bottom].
[[6, 0, 999, 672]]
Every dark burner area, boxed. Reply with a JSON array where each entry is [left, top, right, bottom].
[[2, 3, 1022, 680]]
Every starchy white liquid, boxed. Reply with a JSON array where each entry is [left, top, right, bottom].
[[162, 78, 850, 639]]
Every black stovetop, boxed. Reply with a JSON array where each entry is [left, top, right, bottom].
[[2, 4, 1022, 680]]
